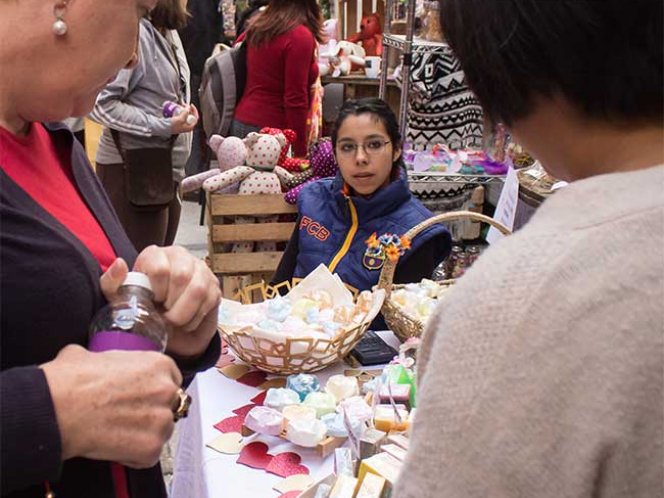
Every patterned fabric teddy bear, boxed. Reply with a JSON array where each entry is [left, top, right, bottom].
[[259, 126, 309, 171], [274, 138, 338, 204], [201, 132, 287, 252], [180, 135, 247, 194]]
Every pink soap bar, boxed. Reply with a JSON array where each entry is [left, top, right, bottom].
[[245, 406, 284, 436]]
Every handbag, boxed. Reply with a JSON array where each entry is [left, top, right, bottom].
[[111, 130, 176, 208]]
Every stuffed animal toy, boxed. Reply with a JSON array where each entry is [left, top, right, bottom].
[[183, 132, 287, 252], [180, 135, 247, 193], [275, 138, 338, 204], [259, 126, 309, 171], [328, 41, 366, 77], [347, 12, 383, 57], [318, 18, 339, 76]]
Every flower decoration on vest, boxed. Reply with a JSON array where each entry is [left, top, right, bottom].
[[363, 232, 411, 270]]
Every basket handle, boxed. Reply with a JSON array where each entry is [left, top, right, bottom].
[[377, 210, 511, 296]]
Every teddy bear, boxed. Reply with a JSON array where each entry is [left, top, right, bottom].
[[274, 138, 338, 204], [347, 12, 383, 57], [182, 132, 287, 252], [328, 41, 366, 77], [180, 135, 246, 194], [318, 18, 339, 77], [259, 126, 309, 171]]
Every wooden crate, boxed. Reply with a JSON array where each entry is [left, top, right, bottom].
[[206, 193, 297, 302]]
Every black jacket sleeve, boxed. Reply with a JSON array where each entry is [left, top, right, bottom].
[[270, 220, 300, 289], [1, 367, 63, 495]]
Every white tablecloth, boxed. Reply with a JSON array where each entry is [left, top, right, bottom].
[[170, 332, 400, 498]]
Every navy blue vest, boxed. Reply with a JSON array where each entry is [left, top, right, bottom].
[[294, 170, 450, 291]]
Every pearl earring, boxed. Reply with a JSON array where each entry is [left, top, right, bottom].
[[52, 1, 69, 36]]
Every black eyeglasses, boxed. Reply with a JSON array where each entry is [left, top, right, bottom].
[[336, 140, 391, 156]]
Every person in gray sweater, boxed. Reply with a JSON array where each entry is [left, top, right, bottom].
[[394, 1, 663, 497], [91, 0, 197, 252]]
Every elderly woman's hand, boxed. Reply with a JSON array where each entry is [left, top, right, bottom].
[[100, 246, 222, 359]]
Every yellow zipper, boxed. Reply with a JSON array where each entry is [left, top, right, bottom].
[[328, 197, 358, 273]]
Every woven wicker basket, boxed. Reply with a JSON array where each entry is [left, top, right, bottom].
[[220, 280, 381, 375], [377, 210, 511, 342]]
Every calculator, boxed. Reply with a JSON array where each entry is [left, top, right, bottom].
[[349, 331, 398, 366]]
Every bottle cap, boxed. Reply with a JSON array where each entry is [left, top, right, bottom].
[[121, 271, 152, 292]]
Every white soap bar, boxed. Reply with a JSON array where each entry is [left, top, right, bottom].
[[325, 375, 359, 403], [244, 406, 283, 436], [265, 388, 301, 412], [287, 418, 328, 447], [303, 391, 337, 418]]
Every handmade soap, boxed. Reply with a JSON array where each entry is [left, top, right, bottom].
[[357, 452, 402, 492], [264, 388, 301, 411], [329, 474, 358, 498], [377, 383, 411, 410], [359, 428, 387, 459], [287, 373, 321, 401], [337, 396, 372, 424], [287, 418, 328, 447], [244, 406, 283, 436], [380, 443, 408, 462], [386, 433, 410, 451], [355, 472, 386, 498], [281, 404, 317, 433], [313, 484, 332, 498], [303, 392, 337, 418], [373, 405, 409, 433], [325, 375, 359, 403], [333, 447, 355, 477], [321, 413, 348, 438]]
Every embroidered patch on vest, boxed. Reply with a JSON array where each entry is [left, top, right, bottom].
[[299, 216, 330, 241], [362, 250, 385, 270]]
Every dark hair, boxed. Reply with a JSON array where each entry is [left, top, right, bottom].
[[236, 0, 270, 37], [332, 98, 404, 170], [440, 0, 663, 126], [246, 0, 324, 46], [150, 0, 189, 31]]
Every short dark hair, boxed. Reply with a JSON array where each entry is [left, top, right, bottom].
[[332, 98, 405, 171], [150, 0, 189, 31], [440, 0, 663, 126]]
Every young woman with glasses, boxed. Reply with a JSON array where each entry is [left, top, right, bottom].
[[272, 97, 452, 298]]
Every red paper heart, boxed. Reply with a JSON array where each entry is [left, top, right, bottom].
[[278, 493, 302, 498], [236, 442, 273, 470], [266, 451, 310, 478], [250, 390, 267, 406], [213, 415, 244, 434], [237, 370, 268, 387], [232, 403, 257, 418]]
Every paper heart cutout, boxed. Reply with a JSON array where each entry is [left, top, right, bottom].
[[214, 415, 244, 434], [236, 442, 273, 470], [237, 370, 268, 387], [266, 451, 310, 478], [250, 391, 267, 406], [220, 364, 250, 380], [273, 474, 314, 494], [206, 432, 244, 454], [232, 403, 257, 418], [277, 492, 301, 498]]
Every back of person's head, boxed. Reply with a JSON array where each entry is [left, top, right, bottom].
[[439, 0, 663, 127], [332, 98, 404, 169], [245, 0, 323, 46], [150, 0, 189, 31]]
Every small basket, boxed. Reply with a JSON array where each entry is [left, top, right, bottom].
[[220, 280, 376, 375], [377, 210, 511, 342]]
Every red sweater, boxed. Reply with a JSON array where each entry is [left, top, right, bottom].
[[234, 25, 318, 157], [0, 123, 117, 271]]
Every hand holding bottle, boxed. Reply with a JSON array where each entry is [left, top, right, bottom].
[[166, 102, 199, 134], [100, 247, 222, 359]]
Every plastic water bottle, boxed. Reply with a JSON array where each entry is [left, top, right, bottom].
[[88, 272, 167, 352], [162, 100, 197, 126]]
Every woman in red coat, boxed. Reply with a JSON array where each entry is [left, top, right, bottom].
[[232, 0, 323, 157]]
